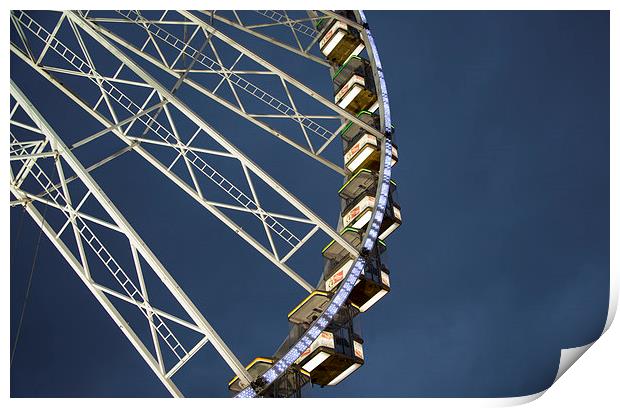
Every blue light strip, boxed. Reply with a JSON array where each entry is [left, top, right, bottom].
[[235, 11, 393, 398], [359, 10, 392, 131]]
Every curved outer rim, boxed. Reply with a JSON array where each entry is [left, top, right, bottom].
[[235, 10, 393, 398]]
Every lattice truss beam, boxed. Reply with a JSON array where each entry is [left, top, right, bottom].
[[10, 10, 368, 297], [87, 10, 327, 63], [76, 9, 370, 164], [10, 80, 258, 396]]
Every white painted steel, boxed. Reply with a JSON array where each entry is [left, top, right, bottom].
[[10, 80, 253, 390], [10, 10, 396, 398]]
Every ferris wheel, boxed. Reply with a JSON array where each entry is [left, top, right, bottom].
[[9, 10, 401, 397]]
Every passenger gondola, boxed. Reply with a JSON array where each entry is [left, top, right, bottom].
[[294, 328, 364, 386], [228, 357, 310, 397], [316, 17, 365, 65]]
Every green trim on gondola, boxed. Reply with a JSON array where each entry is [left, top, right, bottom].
[[338, 170, 396, 197], [339, 110, 375, 137], [332, 55, 362, 80]]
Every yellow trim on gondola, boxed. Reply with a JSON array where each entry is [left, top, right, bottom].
[[322, 227, 387, 255], [228, 357, 274, 386], [288, 290, 331, 318], [339, 168, 373, 194], [349, 302, 362, 311], [321, 227, 360, 254]]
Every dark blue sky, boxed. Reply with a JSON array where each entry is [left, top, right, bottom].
[[10, 11, 609, 397]]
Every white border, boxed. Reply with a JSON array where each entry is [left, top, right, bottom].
[[3, 1, 616, 405]]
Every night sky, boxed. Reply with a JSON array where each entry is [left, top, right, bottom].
[[10, 11, 609, 397]]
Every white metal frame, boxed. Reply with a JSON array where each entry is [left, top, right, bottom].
[[10, 80, 253, 395], [9, 9, 394, 397], [10, 10, 365, 297]]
